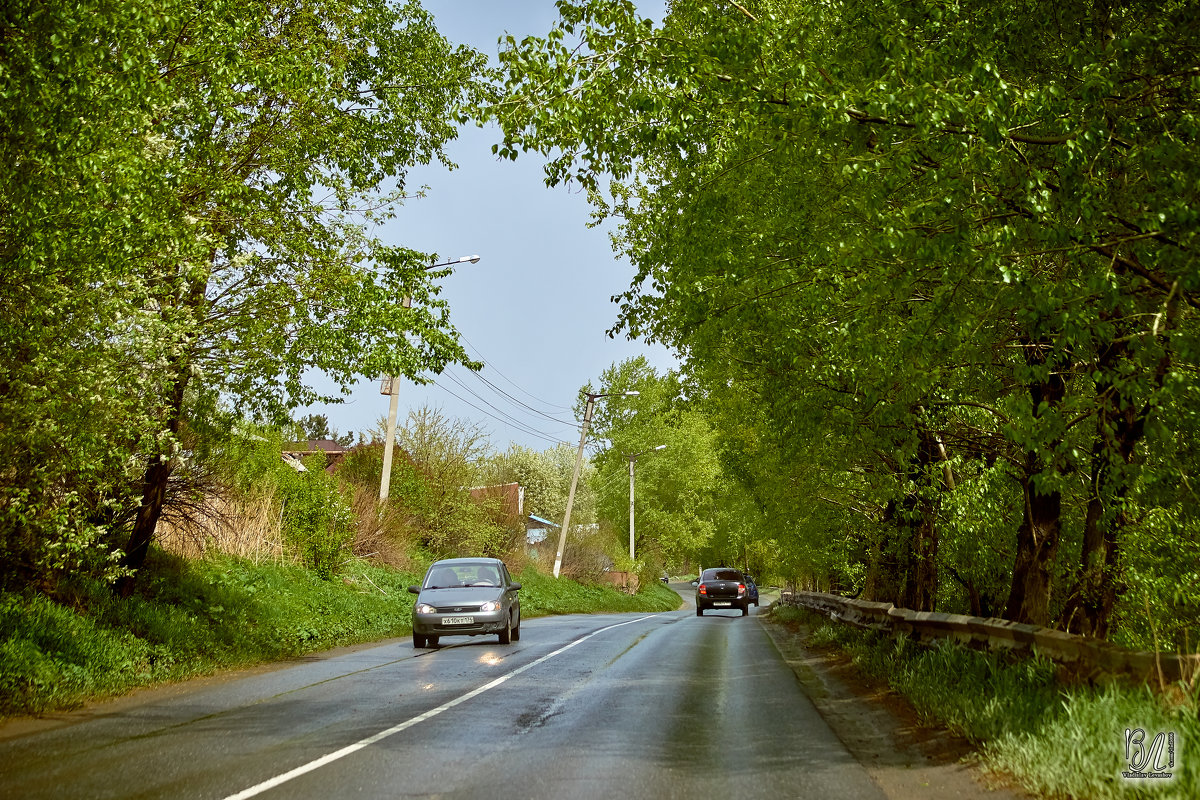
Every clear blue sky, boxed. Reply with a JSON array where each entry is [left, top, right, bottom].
[[300, 1, 675, 452]]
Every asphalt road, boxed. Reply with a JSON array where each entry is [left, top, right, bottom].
[[0, 595, 887, 800]]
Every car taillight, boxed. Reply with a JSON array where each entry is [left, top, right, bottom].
[[698, 584, 707, 595], [738, 583, 746, 596]]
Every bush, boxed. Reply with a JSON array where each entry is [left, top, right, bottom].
[[277, 455, 354, 579]]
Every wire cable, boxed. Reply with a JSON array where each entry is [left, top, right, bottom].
[[459, 333, 574, 412], [429, 381, 571, 447], [441, 370, 578, 441]]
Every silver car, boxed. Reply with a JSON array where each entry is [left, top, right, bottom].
[[407, 557, 522, 648]]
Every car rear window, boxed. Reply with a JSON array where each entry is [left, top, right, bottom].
[[702, 569, 743, 581]]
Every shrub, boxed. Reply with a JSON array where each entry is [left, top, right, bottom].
[[276, 455, 354, 579]]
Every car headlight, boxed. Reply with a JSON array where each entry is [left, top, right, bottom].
[[479, 600, 501, 612], [415, 603, 436, 614]]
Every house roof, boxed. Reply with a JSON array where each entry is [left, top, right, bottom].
[[282, 439, 347, 454]]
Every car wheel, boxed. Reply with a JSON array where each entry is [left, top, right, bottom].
[[696, 607, 703, 616], [741, 603, 749, 616], [427, 635, 439, 647], [413, 632, 427, 648], [498, 613, 512, 644], [511, 612, 521, 641]]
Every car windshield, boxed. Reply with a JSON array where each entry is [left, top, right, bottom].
[[424, 563, 501, 588]]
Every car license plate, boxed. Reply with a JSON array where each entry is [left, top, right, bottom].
[[442, 616, 474, 625], [714, 602, 731, 607]]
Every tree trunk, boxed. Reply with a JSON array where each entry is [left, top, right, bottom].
[[1060, 331, 1166, 638], [1003, 337, 1067, 626], [117, 270, 210, 594], [901, 428, 942, 612], [864, 500, 903, 604], [1003, 470, 1062, 625], [867, 428, 942, 612], [902, 506, 939, 612]]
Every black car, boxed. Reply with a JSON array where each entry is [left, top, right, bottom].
[[694, 568, 750, 616]]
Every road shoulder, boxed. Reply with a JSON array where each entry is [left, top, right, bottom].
[[758, 614, 1030, 800]]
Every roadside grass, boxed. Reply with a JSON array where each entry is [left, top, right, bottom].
[[518, 569, 682, 617], [0, 551, 681, 719], [769, 605, 1199, 799]]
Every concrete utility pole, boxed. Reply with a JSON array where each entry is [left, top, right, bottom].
[[379, 255, 479, 503], [378, 374, 405, 502], [553, 390, 639, 578], [628, 444, 666, 561]]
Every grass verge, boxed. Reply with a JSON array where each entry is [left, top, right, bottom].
[[768, 605, 1199, 799], [0, 551, 682, 719]]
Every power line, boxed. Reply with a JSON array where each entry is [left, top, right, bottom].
[[430, 380, 570, 447], [460, 333, 574, 412], [441, 370, 576, 441], [463, 369, 576, 426]]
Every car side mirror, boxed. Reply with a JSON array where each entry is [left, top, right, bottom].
[[509, 582, 522, 591], [407, 585, 421, 594], [690, 580, 699, 586]]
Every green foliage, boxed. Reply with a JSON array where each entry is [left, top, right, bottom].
[[276, 458, 354, 580], [515, 567, 681, 616], [296, 414, 354, 447], [490, 0, 1200, 644], [0, 0, 488, 589], [385, 406, 512, 558], [480, 442, 591, 525], [582, 358, 726, 569], [988, 684, 1200, 800], [219, 425, 353, 577]]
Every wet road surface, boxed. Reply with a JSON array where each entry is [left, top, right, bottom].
[[0, 600, 885, 800]]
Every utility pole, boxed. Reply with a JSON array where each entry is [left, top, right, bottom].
[[628, 444, 666, 561], [378, 256, 479, 503], [553, 390, 640, 578], [378, 376, 404, 502], [629, 455, 635, 561]]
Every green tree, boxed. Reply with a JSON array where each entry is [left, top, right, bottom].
[[481, 442, 593, 526], [582, 358, 723, 570], [1, 0, 489, 589], [490, 0, 1200, 642], [389, 405, 508, 556]]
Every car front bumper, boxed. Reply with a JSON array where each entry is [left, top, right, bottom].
[[412, 608, 509, 636]]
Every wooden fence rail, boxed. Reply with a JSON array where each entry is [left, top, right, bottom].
[[779, 589, 1199, 686]]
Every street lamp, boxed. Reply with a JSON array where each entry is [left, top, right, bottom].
[[553, 390, 640, 578], [379, 255, 481, 502], [628, 444, 666, 561]]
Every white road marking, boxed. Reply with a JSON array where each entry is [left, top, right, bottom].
[[222, 615, 658, 800]]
